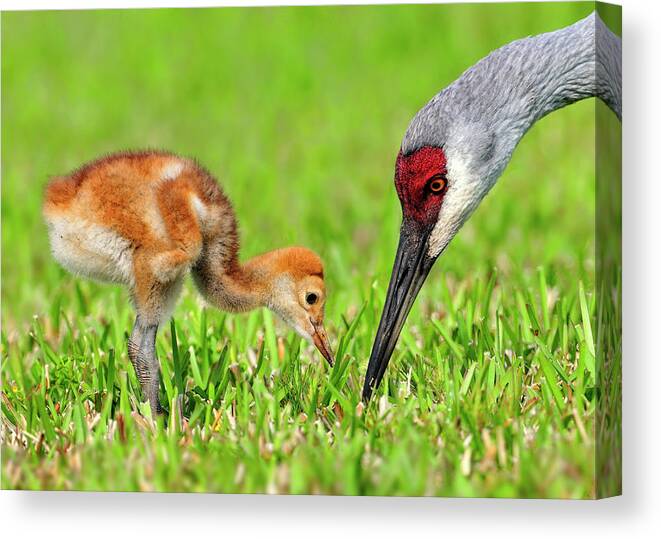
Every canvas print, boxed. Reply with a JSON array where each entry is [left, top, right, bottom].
[[1, 1, 621, 498]]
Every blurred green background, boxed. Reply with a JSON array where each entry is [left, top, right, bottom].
[[2, 2, 613, 497], [2, 2, 595, 327]]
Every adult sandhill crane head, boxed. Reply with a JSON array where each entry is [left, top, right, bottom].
[[363, 12, 621, 401]]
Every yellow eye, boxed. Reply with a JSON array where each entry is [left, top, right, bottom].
[[429, 175, 446, 193]]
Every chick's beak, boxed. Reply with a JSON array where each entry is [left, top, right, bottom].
[[311, 321, 334, 367]]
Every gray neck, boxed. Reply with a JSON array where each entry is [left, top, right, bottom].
[[595, 13, 622, 120], [402, 12, 621, 156], [519, 11, 621, 128]]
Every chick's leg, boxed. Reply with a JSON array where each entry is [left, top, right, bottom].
[[128, 316, 161, 415]]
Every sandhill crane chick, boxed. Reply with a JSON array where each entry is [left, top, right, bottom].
[[43, 150, 334, 415]]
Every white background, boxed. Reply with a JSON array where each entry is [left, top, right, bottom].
[[1, 0, 658, 537]]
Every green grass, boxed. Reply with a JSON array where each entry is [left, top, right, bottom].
[[1, 2, 614, 497]]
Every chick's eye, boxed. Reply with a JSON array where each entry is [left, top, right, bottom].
[[428, 175, 447, 193], [305, 293, 318, 305]]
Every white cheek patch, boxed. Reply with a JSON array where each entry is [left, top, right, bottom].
[[427, 152, 484, 258], [268, 275, 313, 339]]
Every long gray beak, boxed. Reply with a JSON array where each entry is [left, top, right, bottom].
[[362, 218, 437, 401]]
